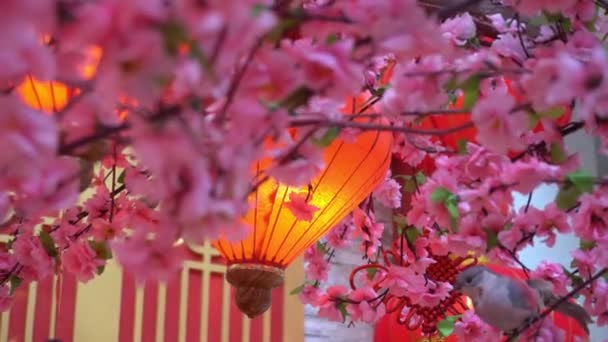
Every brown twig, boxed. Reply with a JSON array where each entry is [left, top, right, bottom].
[[216, 37, 265, 123], [290, 118, 475, 136]]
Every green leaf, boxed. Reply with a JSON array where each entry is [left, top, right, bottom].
[[443, 77, 459, 92], [337, 302, 348, 322], [96, 265, 106, 276], [367, 267, 378, 280], [117, 169, 126, 184], [9, 276, 21, 295], [88, 240, 113, 260], [580, 240, 596, 251], [550, 143, 567, 164], [445, 197, 459, 219], [457, 139, 468, 155], [278, 86, 314, 113], [290, 284, 305, 295], [415, 172, 426, 185], [437, 315, 461, 337], [372, 84, 390, 97], [484, 228, 498, 251], [563, 266, 584, 287], [325, 33, 339, 45], [313, 126, 341, 147], [567, 170, 594, 193], [316, 241, 328, 254], [538, 106, 566, 119], [528, 112, 540, 129], [160, 21, 189, 56], [251, 3, 266, 17], [405, 227, 421, 245], [403, 177, 417, 193], [393, 215, 408, 235], [39, 231, 58, 258], [188, 96, 203, 111], [555, 184, 582, 210], [461, 75, 480, 110], [430, 187, 452, 204], [266, 18, 299, 43]]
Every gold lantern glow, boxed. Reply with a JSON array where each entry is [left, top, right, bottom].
[[16, 76, 71, 113], [16, 46, 102, 113], [214, 96, 393, 317]]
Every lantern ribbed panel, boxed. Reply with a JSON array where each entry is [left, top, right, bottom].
[[17, 75, 71, 113], [214, 97, 393, 269]]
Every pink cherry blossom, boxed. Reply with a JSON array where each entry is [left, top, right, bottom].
[[502, 159, 561, 194], [346, 287, 385, 323], [531, 261, 569, 296], [317, 285, 349, 322], [304, 246, 330, 282], [583, 279, 608, 326], [62, 241, 105, 282], [391, 133, 432, 167], [384, 265, 426, 298], [372, 173, 402, 208], [572, 189, 608, 242], [441, 13, 476, 46], [0, 96, 57, 165], [454, 310, 500, 342], [266, 141, 325, 187], [285, 192, 320, 222], [471, 89, 528, 155], [299, 284, 321, 306], [491, 33, 529, 63], [522, 318, 566, 342], [324, 216, 356, 249], [503, 0, 577, 16], [463, 144, 508, 180], [413, 280, 452, 308], [111, 227, 184, 282], [353, 209, 384, 258], [282, 38, 363, 99], [381, 57, 449, 115], [12, 233, 54, 280]]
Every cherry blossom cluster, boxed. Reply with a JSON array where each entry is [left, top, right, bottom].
[[1, 0, 608, 340]]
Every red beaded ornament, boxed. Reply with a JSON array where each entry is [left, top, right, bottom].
[[348, 228, 476, 336]]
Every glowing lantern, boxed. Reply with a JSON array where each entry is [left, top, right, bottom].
[[374, 312, 459, 341], [16, 76, 72, 113], [16, 46, 102, 113], [213, 97, 393, 318], [381, 61, 572, 175], [414, 79, 573, 151]]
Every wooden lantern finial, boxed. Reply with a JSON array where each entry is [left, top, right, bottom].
[[226, 264, 284, 318]]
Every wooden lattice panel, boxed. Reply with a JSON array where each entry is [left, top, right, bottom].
[[0, 236, 303, 342]]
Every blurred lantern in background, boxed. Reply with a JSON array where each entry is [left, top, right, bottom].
[[16, 76, 72, 113], [16, 45, 102, 113], [214, 95, 393, 318]]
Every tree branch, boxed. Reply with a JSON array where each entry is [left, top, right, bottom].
[[290, 118, 475, 136]]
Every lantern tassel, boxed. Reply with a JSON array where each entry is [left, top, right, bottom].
[[226, 264, 284, 318]]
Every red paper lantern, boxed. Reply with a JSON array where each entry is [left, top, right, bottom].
[[374, 311, 459, 342], [415, 79, 572, 151], [380, 61, 572, 175]]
